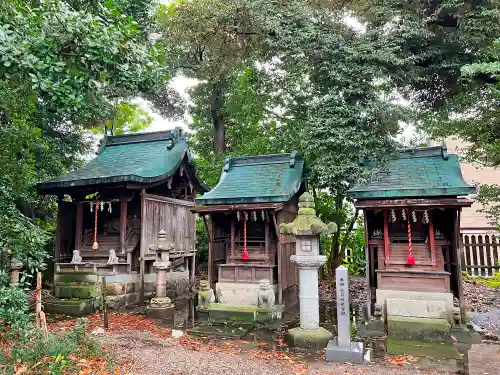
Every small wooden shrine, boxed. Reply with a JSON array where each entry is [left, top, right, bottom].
[[348, 145, 475, 323], [38, 128, 208, 312], [193, 152, 304, 307]]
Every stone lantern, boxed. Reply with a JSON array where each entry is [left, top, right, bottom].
[[146, 230, 175, 319], [280, 192, 337, 349], [10, 258, 23, 285]]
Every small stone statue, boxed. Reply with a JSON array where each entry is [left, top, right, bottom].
[[198, 280, 215, 309], [71, 250, 82, 264], [107, 249, 119, 264], [258, 279, 275, 309]]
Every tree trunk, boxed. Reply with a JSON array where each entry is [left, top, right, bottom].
[[210, 82, 225, 154]]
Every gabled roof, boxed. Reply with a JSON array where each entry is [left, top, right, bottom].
[[38, 128, 208, 193], [348, 145, 475, 200], [196, 152, 304, 205]]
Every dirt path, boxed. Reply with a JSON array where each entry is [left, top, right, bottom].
[[98, 331, 458, 375]]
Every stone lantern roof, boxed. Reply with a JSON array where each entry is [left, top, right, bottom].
[[279, 192, 337, 236]]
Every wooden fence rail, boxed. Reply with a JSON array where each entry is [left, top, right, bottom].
[[461, 232, 500, 277]]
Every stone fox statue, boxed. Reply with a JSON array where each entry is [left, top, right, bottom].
[[198, 280, 215, 309], [258, 279, 275, 309]]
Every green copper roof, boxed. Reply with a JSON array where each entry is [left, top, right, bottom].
[[196, 152, 304, 205], [38, 128, 208, 192], [348, 145, 475, 199]]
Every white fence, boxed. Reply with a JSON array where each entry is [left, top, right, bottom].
[[461, 231, 500, 277]]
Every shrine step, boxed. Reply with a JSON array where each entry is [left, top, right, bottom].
[[43, 296, 100, 316], [196, 304, 285, 323], [387, 316, 452, 342]]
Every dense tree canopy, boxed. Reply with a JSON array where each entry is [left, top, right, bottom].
[[0, 0, 166, 280]]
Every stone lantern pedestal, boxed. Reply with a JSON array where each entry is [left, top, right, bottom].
[[280, 193, 337, 349], [146, 230, 175, 319]]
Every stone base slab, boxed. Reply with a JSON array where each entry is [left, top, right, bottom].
[[325, 340, 364, 363], [388, 316, 451, 342], [216, 282, 277, 306], [376, 290, 454, 316], [386, 298, 449, 319], [197, 304, 284, 323], [286, 327, 333, 350], [387, 338, 461, 359], [146, 305, 175, 320]]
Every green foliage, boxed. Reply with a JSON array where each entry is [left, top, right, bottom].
[[10, 318, 89, 364], [48, 354, 68, 375], [343, 226, 366, 276], [476, 272, 500, 289], [0, 284, 30, 330], [196, 218, 209, 264], [0, 0, 167, 294], [476, 184, 500, 230]]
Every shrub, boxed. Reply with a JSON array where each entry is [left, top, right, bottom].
[[10, 318, 89, 365], [0, 284, 30, 330]]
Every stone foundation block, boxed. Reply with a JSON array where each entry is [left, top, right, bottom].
[[55, 285, 100, 299], [43, 297, 98, 316], [106, 295, 128, 310], [377, 290, 454, 316], [388, 316, 451, 342], [287, 327, 333, 350], [216, 282, 277, 306], [146, 305, 175, 320], [106, 283, 125, 296], [386, 298, 449, 319]]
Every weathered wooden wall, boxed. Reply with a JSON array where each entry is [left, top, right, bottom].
[[140, 193, 196, 258], [276, 199, 299, 294]]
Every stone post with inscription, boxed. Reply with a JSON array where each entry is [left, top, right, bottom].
[[325, 265, 364, 363], [280, 192, 337, 349]]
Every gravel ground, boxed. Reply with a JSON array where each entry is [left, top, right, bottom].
[[463, 280, 500, 312], [99, 331, 456, 375], [471, 308, 500, 339]]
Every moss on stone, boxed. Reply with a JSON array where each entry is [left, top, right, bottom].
[[388, 316, 451, 342], [279, 192, 337, 235], [387, 338, 462, 359], [287, 327, 333, 350]]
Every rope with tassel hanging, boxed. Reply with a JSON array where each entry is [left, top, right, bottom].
[[242, 212, 249, 260], [92, 200, 99, 250], [406, 209, 415, 265]]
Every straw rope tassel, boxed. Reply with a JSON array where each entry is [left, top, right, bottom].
[[406, 210, 415, 265], [92, 200, 99, 250], [242, 213, 249, 260]]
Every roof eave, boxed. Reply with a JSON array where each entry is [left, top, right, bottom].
[[195, 193, 294, 206], [347, 186, 476, 200]]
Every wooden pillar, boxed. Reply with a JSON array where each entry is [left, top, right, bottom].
[[139, 189, 146, 305], [363, 210, 371, 315], [454, 208, 466, 324], [230, 216, 235, 259], [191, 254, 196, 286], [428, 211, 436, 264], [272, 212, 282, 305], [75, 202, 84, 250], [203, 215, 214, 288], [383, 210, 390, 263], [120, 199, 128, 254], [55, 200, 63, 262], [264, 215, 270, 259]]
